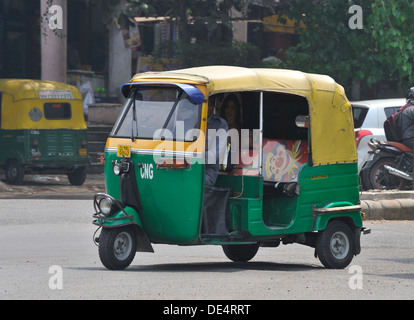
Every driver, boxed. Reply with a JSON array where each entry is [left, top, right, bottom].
[[205, 96, 229, 185]]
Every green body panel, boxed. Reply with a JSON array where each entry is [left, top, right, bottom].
[[104, 149, 361, 245], [105, 151, 204, 245], [217, 162, 361, 241], [294, 162, 362, 231], [0, 129, 89, 166]]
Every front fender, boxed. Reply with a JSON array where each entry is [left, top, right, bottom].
[[94, 206, 143, 228], [93, 205, 154, 253]]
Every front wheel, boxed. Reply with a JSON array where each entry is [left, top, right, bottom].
[[222, 244, 259, 262], [98, 226, 137, 270], [316, 221, 355, 269]]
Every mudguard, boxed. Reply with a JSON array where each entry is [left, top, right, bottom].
[[93, 204, 153, 253], [312, 201, 364, 255], [312, 201, 363, 231]]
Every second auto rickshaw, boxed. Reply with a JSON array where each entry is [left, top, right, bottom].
[[92, 66, 370, 270], [0, 79, 89, 185]]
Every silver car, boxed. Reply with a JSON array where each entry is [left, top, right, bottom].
[[352, 98, 406, 177]]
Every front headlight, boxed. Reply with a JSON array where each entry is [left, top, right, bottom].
[[93, 193, 125, 218], [112, 161, 130, 176], [113, 163, 123, 176], [98, 197, 115, 216]]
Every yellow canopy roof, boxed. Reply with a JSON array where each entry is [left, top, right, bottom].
[[0, 79, 82, 101], [0, 79, 85, 130], [128, 66, 357, 166]]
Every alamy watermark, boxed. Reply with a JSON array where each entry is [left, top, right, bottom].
[[43, 4, 361, 34], [151, 123, 261, 166], [47, 5, 63, 30], [348, 5, 363, 30], [348, 265, 363, 290], [43, 4, 362, 32], [42, 3, 64, 37], [46, 263, 363, 291], [44, 4, 361, 32], [48, 265, 63, 290]]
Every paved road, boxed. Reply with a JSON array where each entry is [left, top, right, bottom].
[[0, 174, 105, 199], [0, 199, 413, 301]]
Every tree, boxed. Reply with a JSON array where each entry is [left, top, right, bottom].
[[278, 0, 414, 97], [119, 0, 249, 44], [116, 0, 265, 68], [369, 1, 414, 86]]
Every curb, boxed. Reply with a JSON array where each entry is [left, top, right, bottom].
[[0, 193, 95, 200], [361, 199, 414, 220], [360, 190, 414, 220]]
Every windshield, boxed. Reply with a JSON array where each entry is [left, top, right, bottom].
[[111, 86, 202, 141]]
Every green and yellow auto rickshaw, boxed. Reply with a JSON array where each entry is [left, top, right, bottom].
[[92, 66, 370, 270], [0, 79, 89, 185]]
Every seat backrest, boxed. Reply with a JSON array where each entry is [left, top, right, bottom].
[[262, 139, 308, 182], [227, 139, 308, 181]]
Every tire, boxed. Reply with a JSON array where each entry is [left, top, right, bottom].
[[316, 221, 355, 269], [369, 157, 406, 190], [98, 226, 137, 270], [5, 160, 24, 185], [222, 244, 259, 262], [359, 167, 372, 190], [67, 166, 87, 186]]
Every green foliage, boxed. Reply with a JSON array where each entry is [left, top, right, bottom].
[[121, 0, 249, 43], [152, 40, 263, 68], [123, 0, 264, 68], [369, 0, 414, 85], [279, 0, 414, 91]]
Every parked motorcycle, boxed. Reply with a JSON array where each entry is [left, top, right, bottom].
[[360, 138, 413, 190]]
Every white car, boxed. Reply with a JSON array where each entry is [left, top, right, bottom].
[[352, 98, 406, 175]]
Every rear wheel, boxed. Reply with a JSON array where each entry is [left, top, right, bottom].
[[67, 166, 87, 186], [316, 221, 355, 269], [98, 226, 137, 270], [5, 160, 24, 185], [222, 244, 259, 262], [369, 157, 406, 190]]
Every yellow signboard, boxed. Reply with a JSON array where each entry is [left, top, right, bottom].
[[263, 15, 306, 34]]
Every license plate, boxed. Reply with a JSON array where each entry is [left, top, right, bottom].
[[79, 148, 87, 157], [117, 145, 131, 158]]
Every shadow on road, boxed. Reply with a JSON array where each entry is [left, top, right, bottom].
[[74, 261, 323, 273]]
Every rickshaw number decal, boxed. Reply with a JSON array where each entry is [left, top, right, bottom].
[[311, 175, 328, 180], [38, 89, 73, 100], [117, 145, 131, 158]]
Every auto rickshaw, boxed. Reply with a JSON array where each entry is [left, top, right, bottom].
[[92, 66, 370, 270], [0, 79, 89, 185]]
